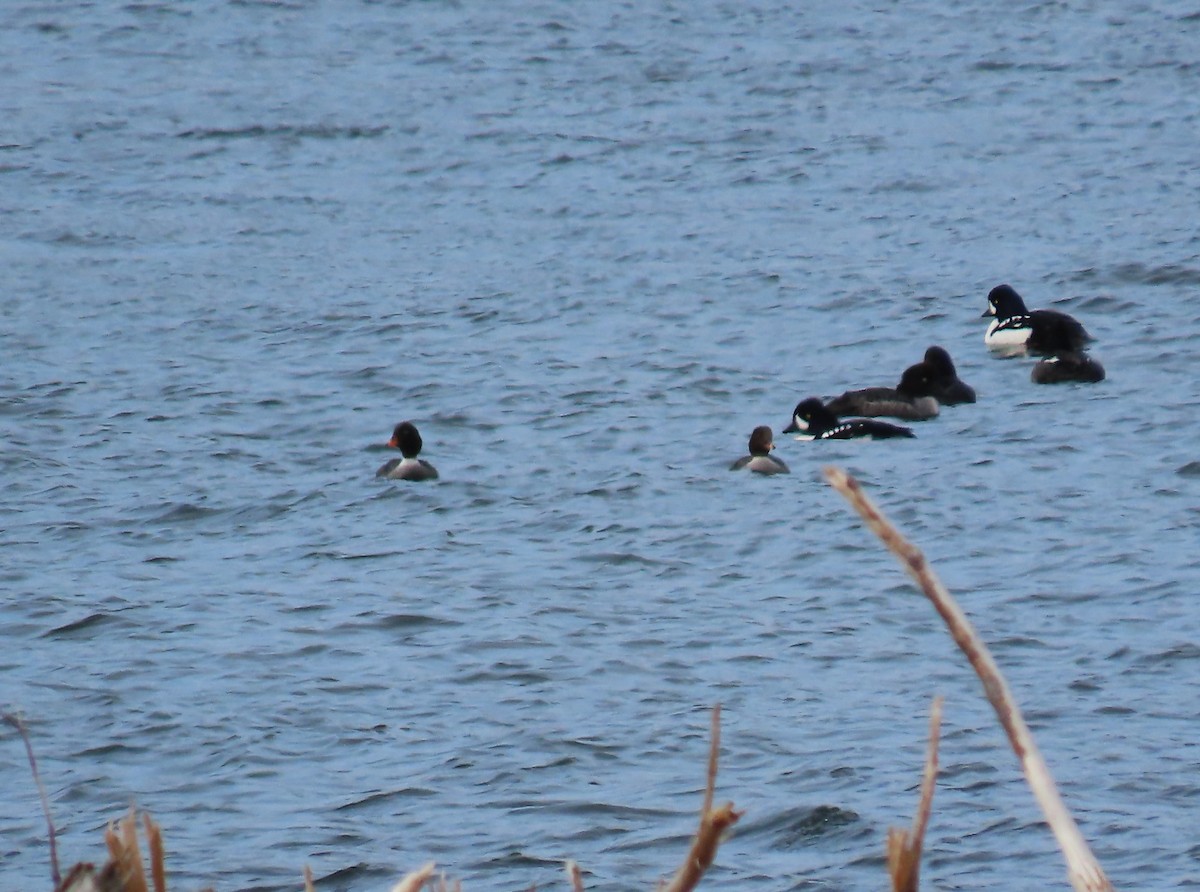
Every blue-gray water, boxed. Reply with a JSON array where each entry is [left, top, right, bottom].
[[3, 2, 1199, 890]]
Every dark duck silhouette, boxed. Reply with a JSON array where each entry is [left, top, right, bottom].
[[920, 345, 976, 405], [1031, 351, 1106, 384], [826, 362, 941, 421], [783, 398, 915, 440]]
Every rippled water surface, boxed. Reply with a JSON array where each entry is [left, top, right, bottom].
[[3, 3, 1200, 890]]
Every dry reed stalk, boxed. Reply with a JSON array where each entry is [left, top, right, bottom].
[[659, 705, 742, 892], [565, 859, 584, 891], [56, 863, 102, 892], [389, 861, 437, 892], [3, 712, 62, 890], [104, 809, 150, 892], [304, 865, 316, 892], [824, 466, 1114, 892], [887, 697, 943, 892], [143, 813, 166, 892]]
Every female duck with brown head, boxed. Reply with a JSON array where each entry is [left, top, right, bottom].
[[730, 425, 789, 474]]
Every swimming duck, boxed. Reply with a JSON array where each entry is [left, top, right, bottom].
[[1031, 351, 1106, 384], [730, 425, 790, 474], [826, 362, 940, 421], [783, 398, 915, 440], [982, 284, 1093, 355], [376, 421, 439, 481], [920, 345, 976, 405]]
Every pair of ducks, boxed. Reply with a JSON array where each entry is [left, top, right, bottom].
[[731, 344, 976, 475], [734, 283, 1105, 475], [983, 284, 1105, 384]]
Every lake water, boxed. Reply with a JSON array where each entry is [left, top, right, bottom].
[[3, 2, 1199, 890]]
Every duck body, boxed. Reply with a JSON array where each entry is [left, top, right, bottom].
[[827, 363, 940, 421], [376, 421, 439, 481], [730, 425, 789, 474], [1031, 351, 1106, 384], [376, 456, 440, 481], [783, 398, 915, 441], [983, 284, 1093, 356]]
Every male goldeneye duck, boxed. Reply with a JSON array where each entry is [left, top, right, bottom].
[[826, 362, 940, 421], [730, 425, 790, 474], [1031, 351, 1106, 384], [376, 421, 439, 481], [783, 398, 915, 440], [921, 345, 976, 405], [982, 284, 1093, 355]]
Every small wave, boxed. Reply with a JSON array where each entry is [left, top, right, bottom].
[[374, 613, 461, 630], [575, 551, 666, 567], [77, 741, 148, 758], [1076, 262, 1200, 287], [305, 862, 392, 887], [737, 804, 864, 848], [43, 612, 122, 638], [473, 850, 571, 870], [334, 786, 437, 812], [1131, 643, 1200, 667], [147, 503, 222, 524], [330, 613, 460, 632], [457, 667, 554, 685], [177, 124, 388, 141]]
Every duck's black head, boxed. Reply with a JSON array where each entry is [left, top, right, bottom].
[[783, 397, 837, 435], [923, 345, 956, 374], [896, 362, 936, 397], [922, 345, 976, 404], [388, 421, 424, 458], [984, 284, 1028, 319]]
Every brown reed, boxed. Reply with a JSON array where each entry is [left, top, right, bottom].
[[824, 465, 1114, 892]]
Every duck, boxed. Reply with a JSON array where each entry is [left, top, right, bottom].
[[920, 345, 976, 405], [783, 398, 915, 440], [982, 284, 1093, 355], [826, 362, 941, 421], [730, 425, 790, 474], [375, 421, 439, 481], [1031, 351, 1106, 384]]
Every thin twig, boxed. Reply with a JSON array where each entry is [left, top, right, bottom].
[[565, 859, 584, 892], [702, 704, 720, 817], [887, 696, 943, 892], [3, 712, 61, 890], [660, 705, 741, 892], [144, 812, 166, 892], [824, 467, 1114, 892], [390, 861, 436, 892]]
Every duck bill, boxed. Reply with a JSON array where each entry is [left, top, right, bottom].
[[782, 418, 806, 434], [387, 436, 399, 448]]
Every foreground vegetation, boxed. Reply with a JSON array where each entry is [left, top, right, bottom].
[[9, 468, 1114, 892]]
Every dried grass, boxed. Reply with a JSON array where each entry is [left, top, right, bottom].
[[825, 465, 1114, 892], [887, 697, 942, 892], [9, 468, 1122, 892], [659, 705, 742, 892]]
